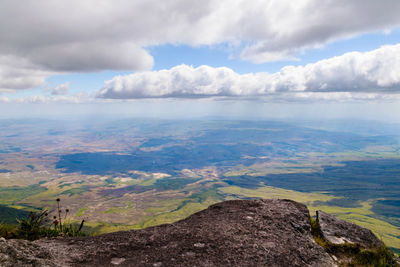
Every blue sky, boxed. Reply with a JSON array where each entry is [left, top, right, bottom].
[[43, 29, 400, 96], [18, 29, 400, 98], [1, 0, 400, 120]]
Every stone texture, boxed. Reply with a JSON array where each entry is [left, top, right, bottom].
[[2, 199, 337, 266], [317, 210, 383, 248], [0, 237, 56, 267]]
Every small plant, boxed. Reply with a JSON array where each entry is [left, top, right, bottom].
[[310, 217, 323, 238], [52, 198, 86, 237], [13, 198, 87, 240], [354, 245, 399, 267], [56, 198, 62, 231], [61, 219, 86, 237], [16, 210, 48, 240]]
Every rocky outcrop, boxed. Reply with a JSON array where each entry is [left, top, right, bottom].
[[0, 199, 385, 267], [1, 199, 335, 267], [0, 237, 56, 267], [317, 210, 383, 248]]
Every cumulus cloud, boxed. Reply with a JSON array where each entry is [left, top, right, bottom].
[[1, 0, 400, 90], [50, 82, 70, 95], [97, 44, 400, 99], [0, 56, 53, 90]]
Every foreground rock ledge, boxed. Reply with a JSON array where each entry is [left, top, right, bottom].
[[1, 199, 375, 267], [317, 210, 383, 248]]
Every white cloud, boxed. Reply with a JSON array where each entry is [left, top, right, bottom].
[[8, 92, 92, 104], [50, 82, 70, 95], [98, 44, 400, 100], [236, 0, 400, 62], [1, 0, 400, 90], [0, 55, 53, 90]]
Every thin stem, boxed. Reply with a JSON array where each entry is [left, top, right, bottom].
[[57, 200, 62, 232]]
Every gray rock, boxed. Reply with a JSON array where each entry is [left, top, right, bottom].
[[0, 199, 339, 266], [317, 210, 383, 248], [0, 238, 57, 267]]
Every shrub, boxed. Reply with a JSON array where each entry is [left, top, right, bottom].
[[13, 198, 86, 240], [16, 210, 48, 240], [354, 245, 399, 267]]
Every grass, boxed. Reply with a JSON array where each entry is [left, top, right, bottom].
[[60, 186, 91, 197], [0, 223, 17, 239], [224, 162, 321, 177], [18, 185, 65, 204], [0, 184, 47, 205], [354, 246, 399, 267], [75, 208, 87, 216], [0, 205, 31, 224], [102, 203, 134, 214], [152, 178, 199, 190]]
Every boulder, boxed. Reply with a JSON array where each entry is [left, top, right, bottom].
[[317, 210, 383, 248]]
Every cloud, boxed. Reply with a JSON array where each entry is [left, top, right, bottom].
[[29, 42, 153, 72], [50, 82, 70, 95], [1, 0, 400, 90], [236, 0, 400, 62], [98, 44, 400, 100], [5, 92, 92, 104], [0, 55, 53, 90]]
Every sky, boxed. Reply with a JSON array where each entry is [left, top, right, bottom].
[[1, 0, 400, 121]]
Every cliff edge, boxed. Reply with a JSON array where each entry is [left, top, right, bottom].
[[0, 199, 394, 266]]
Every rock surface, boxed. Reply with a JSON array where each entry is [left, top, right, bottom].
[[317, 210, 383, 248], [2, 199, 378, 267], [0, 237, 56, 267]]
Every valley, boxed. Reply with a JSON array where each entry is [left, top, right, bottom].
[[0, 118, 399, 253]]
